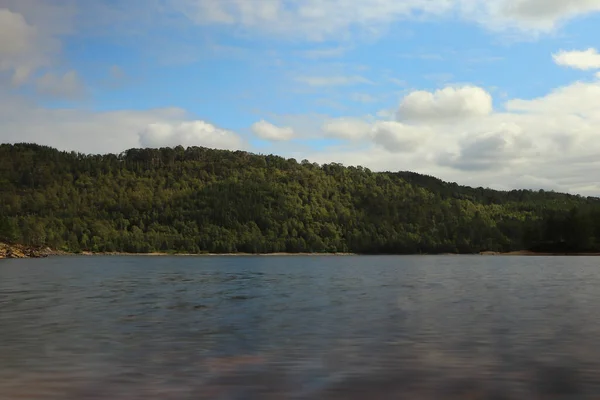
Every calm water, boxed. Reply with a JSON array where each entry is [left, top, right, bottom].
[[1, 255, 600, 399]]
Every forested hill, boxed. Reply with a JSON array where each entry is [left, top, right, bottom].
[[1, 143, 600, 255]]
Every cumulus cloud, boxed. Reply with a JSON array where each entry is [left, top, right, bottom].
[[275, 76, 600, 195], [4, 76, 600, 195], [321, 118, 430, 152], [35, 70, 85, 99], [498, 0, 600, 31], [251, 120, 294, 141], [0, 92, 244, 154], [398, 86, 493, 122], [0, 1, 75, 84], [553, 48, 600, 70], [371, 121, 431, 153], [0, 9, 36, 58], [139, 121, 243, 150], [2, 0, 600, 197], [437, 122, 530, 171], [0, 8, 51, 84], [505, 81, 600, 115], [322, 118, 373, 140]]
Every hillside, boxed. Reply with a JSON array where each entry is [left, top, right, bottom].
[[1, 143, 599, 255]]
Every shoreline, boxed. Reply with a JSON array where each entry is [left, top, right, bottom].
[[75, 252, 600, 257], [68, 250, 600, 257], [480, 250, 600, 256], [75, 251, 358, 257], [4, 243, 600, 259]]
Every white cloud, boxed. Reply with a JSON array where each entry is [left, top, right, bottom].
[[505, 81, 600, 115], [169, 0, 600, 40], [3, 0, 600, 197], [296, 75, 372, 87], [139, 121, 243, 150], [553, 48, 600, 70], [5, 75, 600, 195], [172, 0, 453, 41], [0, 1, 75, 84], [0, 8, 51, 84], [0, 9, 35, 57], [322, 118, 373, 140], [1, 0, 590, 89], [510, 174, 564, 192], [35, 70, 85, 99], [371, 121, 431, 153], [437, 122, 530, 171], [0, 92, 244, 154], [398, 85, 493, 122], [251, 120, 294, 141], [321, 118, 430, 152], [265, 76, 600, 195], [497, 0, 600, 31]]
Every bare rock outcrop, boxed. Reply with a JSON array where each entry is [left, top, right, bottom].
[[0, 243, 52, 259]]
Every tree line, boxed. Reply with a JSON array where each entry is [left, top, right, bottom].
[[1, 143, 599, 254]]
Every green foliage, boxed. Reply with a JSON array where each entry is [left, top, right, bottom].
[[1, 142, 599, 254]]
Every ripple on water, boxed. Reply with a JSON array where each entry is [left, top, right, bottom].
[[2, 255, 600, 399]]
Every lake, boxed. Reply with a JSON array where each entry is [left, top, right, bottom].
[[1, 255, 600, 399]]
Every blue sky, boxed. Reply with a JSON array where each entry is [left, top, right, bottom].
[[2, 0, 600, 194]]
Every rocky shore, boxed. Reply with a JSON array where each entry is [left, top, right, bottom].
[[0, 243, 59, 259], [2, 243, 599, 259]]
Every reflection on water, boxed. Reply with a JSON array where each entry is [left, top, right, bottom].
[[2, 255, 600, 399]]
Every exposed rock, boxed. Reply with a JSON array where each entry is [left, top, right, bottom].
[[0, 243, 54, 259], [8, 248, 26, 258]]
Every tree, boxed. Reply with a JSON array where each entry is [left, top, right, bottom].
[[1, 142, 599, 254]]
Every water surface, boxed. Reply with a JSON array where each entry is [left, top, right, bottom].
[[1, 255, 600, 399]]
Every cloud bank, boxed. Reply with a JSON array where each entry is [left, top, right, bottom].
[[251, 120, 295, 141], [171, 0, 600, 39], [266, 58, 600, 195], [0, 1, 75, 84], [398, 86, 493, 122], [139, 121, 243, 150]]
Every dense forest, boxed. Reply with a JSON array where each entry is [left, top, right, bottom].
[[1, 143, 600, 254]]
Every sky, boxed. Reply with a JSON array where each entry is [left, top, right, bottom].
[[2, 0, 600, 195]]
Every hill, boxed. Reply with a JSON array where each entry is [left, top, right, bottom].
[[1, 143, 599, 255]]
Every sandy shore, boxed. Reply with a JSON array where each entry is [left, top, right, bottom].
[[5, 242, 600, 259], [480, 250, 600, 256], [74, 251, 357, 257], [67, 250, 600, 257]]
